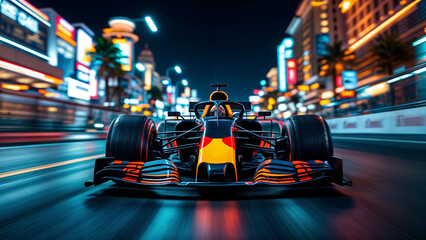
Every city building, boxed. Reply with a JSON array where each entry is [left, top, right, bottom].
[[340, 0, 425, 86], [0, 0, 63, 94], [281, 0, 347, 112], [266, 67, 278, 90], [102, 17, 144, 107]]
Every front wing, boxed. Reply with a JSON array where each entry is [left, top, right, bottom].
[[86, 158, 352, 188]]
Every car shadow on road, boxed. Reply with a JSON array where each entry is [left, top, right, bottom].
[[86, 184, 353, 202]]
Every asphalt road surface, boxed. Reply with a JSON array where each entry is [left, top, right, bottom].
[[0, 137, 425, 239]]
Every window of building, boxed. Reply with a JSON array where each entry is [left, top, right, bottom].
[[384, 3, 389, 14], [368, 18, 372, 26], [359, 0, 363, 5], [361, 24, 364, 31], [375, 11, 380, 22], [321, 27, 329, 33], [367, 4, 371, 13], [354, 29, 358, 37], [374, 0, 379, 7], [334, 17, 337, 22], [360, 10, 364, 19], [321, 20, 329, 26], [393, 0, 400, 8]]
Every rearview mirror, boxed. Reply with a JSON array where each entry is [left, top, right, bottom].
[[167, 111, 181, 117], [258, 111, 271, 117]]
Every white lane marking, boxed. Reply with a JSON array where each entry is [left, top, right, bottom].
[[0, 154, 104, 179], [333, 136, 426, 144]]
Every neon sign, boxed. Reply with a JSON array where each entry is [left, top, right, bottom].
[[1, 0, 38, 33]]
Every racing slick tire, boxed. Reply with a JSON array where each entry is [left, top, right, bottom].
[[283, 115, 333, 161], [106, 115, 157, 162]]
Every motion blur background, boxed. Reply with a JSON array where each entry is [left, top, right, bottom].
[[0, 0, 425, 239], [0, 0, 425, 139]]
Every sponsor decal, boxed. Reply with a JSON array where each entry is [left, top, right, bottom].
[[365, 119, 383, 128], [396, 115, 425, 127], [343, 121, 357, 129]]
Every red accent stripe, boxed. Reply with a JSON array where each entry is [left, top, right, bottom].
[[139, 119, 149, 161], [146, 121, 154, 161], [222, 136, 235, 149], [200, 137, 213, 148]]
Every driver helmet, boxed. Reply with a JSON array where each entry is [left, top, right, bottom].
[[210, 105, 225, 117]]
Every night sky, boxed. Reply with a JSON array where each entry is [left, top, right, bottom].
[[33, 0, 300, 101]]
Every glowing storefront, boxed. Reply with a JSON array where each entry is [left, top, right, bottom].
[[0, 0, 63, 90]]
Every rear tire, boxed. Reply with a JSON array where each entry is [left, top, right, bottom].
[[106, 115, 157, 162], [283, 115, 333, 161]]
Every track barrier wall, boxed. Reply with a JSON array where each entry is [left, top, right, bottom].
[[326, 106, 426, 134]]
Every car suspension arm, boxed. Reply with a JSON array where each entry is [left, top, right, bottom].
[[161, 124, 202, 148], [234, 124, 276, 147]]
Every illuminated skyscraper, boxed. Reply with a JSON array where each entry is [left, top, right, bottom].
[[284, 0, 346, 106], [340, 0, 425, 87]]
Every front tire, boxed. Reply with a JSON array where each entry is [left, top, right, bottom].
[[283, 115, 333, 161], [106, 115, 157, 162]]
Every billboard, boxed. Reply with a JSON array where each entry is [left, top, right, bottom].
[[316, 34, 330, 56], [55, 16, 75, 78], [75, 28, 92, 82], [277, 38, 294, 92], [56, 15, 75, 46], [0, 0, 49, 59], [76, 28, 92, 67], [286, 59, 297, 85], [342, 70, 357, 90], [66, 77, 90, 100], [112, 38, 132, 71]]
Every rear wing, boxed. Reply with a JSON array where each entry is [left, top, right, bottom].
[[189, 102, 252, 112]]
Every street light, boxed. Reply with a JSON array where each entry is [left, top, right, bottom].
[[135, 63, 145, 71], [181, 79, 188, 86], [162, 79, 170, 85], [165, 65, 182, 78], [133, 16, 158, 33], [144, 16, 158, 32]]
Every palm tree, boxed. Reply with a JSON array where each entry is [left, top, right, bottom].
[[90, 37, 125, 106], [148, 86, 163, 102], [370, 32, 411, 75], [319, 41, 354, 90]]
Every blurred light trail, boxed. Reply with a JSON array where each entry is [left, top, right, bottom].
[[145, 16, 158, 32], [1, 83, 29, 91], [0, 154, 104, 179], [348, 0, 421, 51], [332, 137, 426, 144]]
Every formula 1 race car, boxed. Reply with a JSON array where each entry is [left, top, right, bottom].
[[85, 84, 352, 188]]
